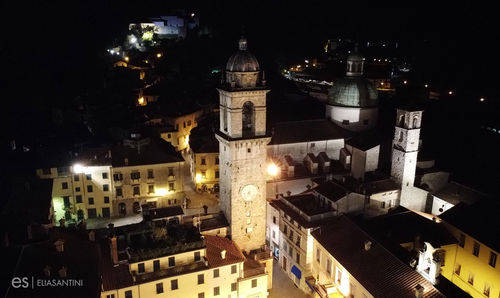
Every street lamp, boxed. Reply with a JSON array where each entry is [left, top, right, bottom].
[[267, 162, 280, 198]]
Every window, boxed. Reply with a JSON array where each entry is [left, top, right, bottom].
[[88, 208, 97, 218], [459, 234, 465, 247], [484, 283, 490, 297], [288, 246, 293, 256], [183, 122, 186, 128], [156, 282, 164, 293], [213, 269, 219, 278], [147, 169, 154, 179], [342, 120, 349, 125], [138, 263, 145, 273], [131, 172, 140, 180], [63, 196, 70, 208], [103, 184, 109, 191], [454, 264, 461, 275], [75, 187, 80, 192], [197, 274, 204, 284], [168, 256, 175, 267], [106, 294, 115, 298], [273, 216, 276, 224], [76, 195, 82, 203], [310, 142, 315, 148], [316, 248, 321, 263], [188, 120, 192, 126], [296, 252, 300, 263], [284, 225, 288, 235], [133, 186, 140, 195], [251, 279, 257, 288], [381, 201, 386, 209], [489, 252, 497, 267], [194, 251, 201, 261], [62, 182, 68, 189], [201, 158, 206, 165], [326, 259, 332, 274], [153, 260, 160, 272], [168, 167, 174, 176], [201, 171, 206, 178], [116, 187, 123, 197], [272, 230, 276, 239], [104, 196, 110, 204], [169, 183, 174, 191], [247, 148, 251, 153], [167, 133, 171, 139], [231, 265, 237, 274], [102, 172, 108, 179], [148, 185, 155, 194], [198, 293, 204, 298], [171, 279, 178, 290], [88, 197, 94, 205], [336, 267, 342, 284], [468, 272, 474, 285], [215, 170, 219, 179], [87, 185, 93, 192], [74, 174, 80, 181], [215, 157, 219, 164], [231, 282, 237, 292], [125, 290, 132, 298], [113, 173, 123, 181], [296, 236, 301, 246], [213, 287, 220, 296], [473, 242, 480, 257], [86, 174, 92, 180]]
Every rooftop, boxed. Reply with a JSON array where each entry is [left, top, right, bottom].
[[146, 206, 184, 221], [363, 178, 400, 195], [312, 181, 348, 202], [199, 212, 229, 232], [439, 200, 500, 253], [111, 137, 184, 167], [312, 216, 444, 298], [432, 181, 486, 206], [204, 235, 245, 268], [269, 119, 351, 145], [345, 130, 385, 151], [270, 195, 336, 228]]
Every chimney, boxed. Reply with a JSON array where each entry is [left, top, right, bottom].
[[124, 158, 129, 166], [54, 239, 65, 252], [414, 284, 424, 298], [221, 250, 227, 260], [43, 265, 51, 277], [364, 240, 372, 251], [110, 236, 119, 265], [58, 266, 67, 278]]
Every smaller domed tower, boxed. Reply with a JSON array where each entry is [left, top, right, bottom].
[[326, 52, 378, 132]]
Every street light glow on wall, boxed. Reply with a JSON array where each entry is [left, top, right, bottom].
[[73, 164, 85, 174], [267, 163, 279, 177]]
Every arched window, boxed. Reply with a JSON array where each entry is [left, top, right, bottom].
[[242, 101, 255, 136], [399, 131, 404, 142], [223, 108, 228, 131], [413, 117, 419, 128], [399, 115, 405, 127]]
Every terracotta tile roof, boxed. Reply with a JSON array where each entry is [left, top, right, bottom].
[[312, 216, 445, 298], [204, 235, 245, 268]]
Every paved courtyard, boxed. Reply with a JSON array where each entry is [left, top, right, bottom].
[[269, 260, 309, 298]]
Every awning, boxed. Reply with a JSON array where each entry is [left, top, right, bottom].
[[291, 265, 302, 279]]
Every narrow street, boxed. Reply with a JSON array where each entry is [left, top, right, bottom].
[[269, 260, 309, 298]]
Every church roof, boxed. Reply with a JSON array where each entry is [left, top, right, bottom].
[[269, 119, 351, 145], [225, 38, 260, 72]]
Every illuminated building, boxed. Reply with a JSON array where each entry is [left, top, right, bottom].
[[311, 216, 445, 297], [190, 132, 219, 193], [110, 134, 185, 216], [439, 201, 500, 298]]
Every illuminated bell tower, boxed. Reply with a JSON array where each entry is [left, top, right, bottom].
[[215, 38, 271, 253], [391, 107, 423, 209]]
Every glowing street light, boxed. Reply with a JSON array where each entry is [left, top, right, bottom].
[[195, 173, 202, 183], [138, 97, 145, 105], [403, 80, 408, 85], [305, 59, 309, 64], [191, 13, 195, 17], [424, 84, 428, 88], [73, 164, 84, 174], [480, 97, 485, 102], [155, 188, 168, 196], [267, 163, 279, 177], [448, 90, 453, 95], [156, 53, 162, 58], [124, 56, 130, 62]]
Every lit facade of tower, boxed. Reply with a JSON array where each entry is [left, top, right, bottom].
[[215, 38, 271, 253], [391, 107, 423, 209]]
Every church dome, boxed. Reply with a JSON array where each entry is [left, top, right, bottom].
[[328, 77, 378, 107], [327, 51, 378, 107], [225, 38, 260, 72]]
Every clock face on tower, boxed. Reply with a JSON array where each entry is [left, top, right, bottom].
[[241, 184, 259, 201]]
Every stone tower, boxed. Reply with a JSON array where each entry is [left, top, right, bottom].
[[391, 107, 424, 209], [215, 38, 271, 253]]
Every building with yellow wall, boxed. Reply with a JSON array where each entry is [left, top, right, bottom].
[[190, 134, 220, 193], [100, 223, 269, 298], [110, 135, 185, 216], [439, 201, 500, 298], [311, 216, 445, 297]]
